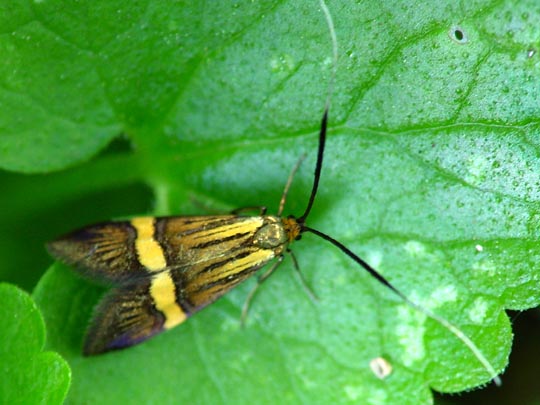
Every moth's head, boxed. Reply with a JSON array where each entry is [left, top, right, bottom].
[[282, 216, 302, 242]]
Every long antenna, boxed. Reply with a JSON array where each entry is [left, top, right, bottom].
[[320, 0, 338, 112], [296, 0, 502, 387], [303, 226, 502, 386], [298, 0, 337, 224]]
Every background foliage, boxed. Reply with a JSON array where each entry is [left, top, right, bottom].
[[1, 0, 539, 403]]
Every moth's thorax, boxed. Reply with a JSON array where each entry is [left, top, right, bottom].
[[253, 216, 289, 251]]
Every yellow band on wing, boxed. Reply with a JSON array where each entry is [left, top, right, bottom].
[[150, 271, 187, 329], [131, 217, 167, 272]]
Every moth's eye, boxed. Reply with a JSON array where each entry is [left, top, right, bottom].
[[295, 235, 302, 241]]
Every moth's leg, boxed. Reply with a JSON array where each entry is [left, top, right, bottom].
[[231, 206, 267, 216], [288, 248, 318, 303], [241, 255, 284, 326]]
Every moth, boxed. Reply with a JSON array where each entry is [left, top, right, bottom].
[[47, 113, 328, 356], [46, 0, 500, 386]]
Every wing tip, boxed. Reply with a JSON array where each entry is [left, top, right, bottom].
[[81, 285, 167, 356]]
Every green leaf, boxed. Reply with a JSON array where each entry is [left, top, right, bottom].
[[0, 283, 70, 404], [3, 0, 540, 403]]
